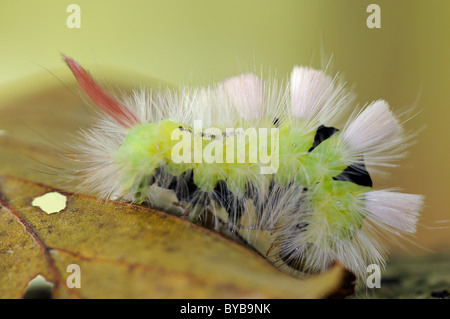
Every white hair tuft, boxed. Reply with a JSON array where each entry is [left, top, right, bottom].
[[364, 190, 424, 233]]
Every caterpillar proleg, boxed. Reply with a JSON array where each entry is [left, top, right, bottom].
[[62, 55, 424, 280]]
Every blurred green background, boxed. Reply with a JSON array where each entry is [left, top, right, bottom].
[[0, 0, 448, 253]]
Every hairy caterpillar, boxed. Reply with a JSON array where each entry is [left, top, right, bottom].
[[61, 55, 424, 280]]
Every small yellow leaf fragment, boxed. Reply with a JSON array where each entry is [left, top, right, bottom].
[[32, 192, 67, 214]]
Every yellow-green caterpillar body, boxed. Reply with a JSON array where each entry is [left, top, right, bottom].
[[63, 55, 424, 279]]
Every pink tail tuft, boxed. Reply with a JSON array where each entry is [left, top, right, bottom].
[[63, 54, 140, 128]]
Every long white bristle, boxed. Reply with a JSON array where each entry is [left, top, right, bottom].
[[220, 73, 263, 121], [364, 190, 424, 233], [290, 67, 333, 121], [342, 100, 401, 156]]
